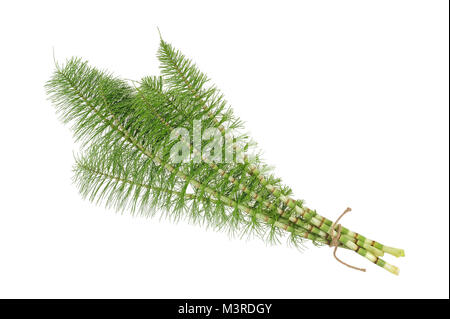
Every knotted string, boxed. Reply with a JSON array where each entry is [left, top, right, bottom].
[[330, 207, 366, 272]]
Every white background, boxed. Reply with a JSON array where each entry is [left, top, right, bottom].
[[0, 1, 448, 299]]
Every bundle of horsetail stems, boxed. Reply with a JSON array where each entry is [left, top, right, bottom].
[[46, 36, 405, 275]]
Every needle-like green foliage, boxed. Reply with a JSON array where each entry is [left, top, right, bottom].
[[46, 57, 306, 246], [46, 37, 404, 274]]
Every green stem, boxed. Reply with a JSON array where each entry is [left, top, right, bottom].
[[248, 163, 404, 257]]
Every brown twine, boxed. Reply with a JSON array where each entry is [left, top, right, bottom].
[[330, 207, 366, 272]]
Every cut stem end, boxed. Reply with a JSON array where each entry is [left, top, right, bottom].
[[383, 246, 405, 258]]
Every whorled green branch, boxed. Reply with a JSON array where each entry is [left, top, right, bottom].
[[46, 38, 404, 275]]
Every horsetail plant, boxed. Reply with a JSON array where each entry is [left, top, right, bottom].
[[46, 36, 404, 275]]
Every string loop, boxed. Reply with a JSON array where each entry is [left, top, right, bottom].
[[330, 207, 366, 272]]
